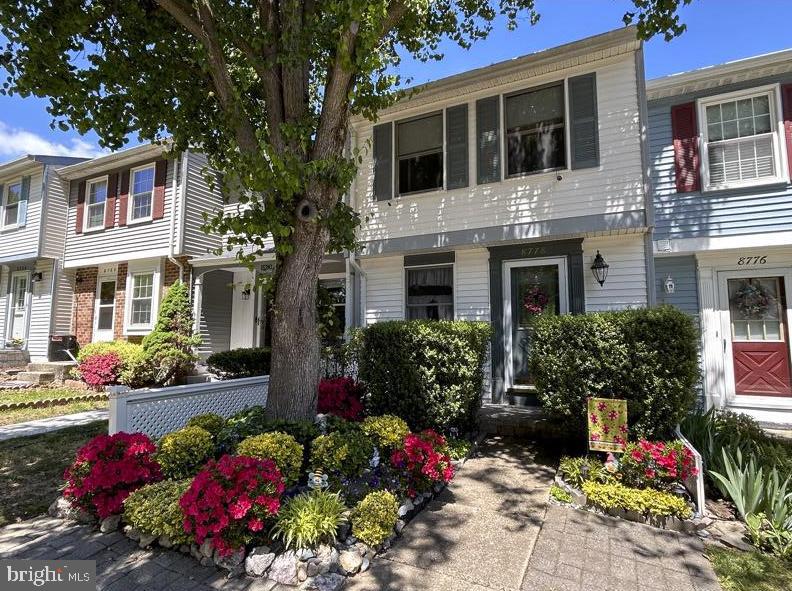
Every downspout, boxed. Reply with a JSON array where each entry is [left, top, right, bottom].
[[167, 153, 185, 283], [635, 46, 657, 307]]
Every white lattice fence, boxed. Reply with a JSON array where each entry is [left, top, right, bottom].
[[109, 376, 269, 439]]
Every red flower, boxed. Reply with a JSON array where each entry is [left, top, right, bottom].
[[77, 352, 123, 389], [317, 377, 365, 420], [391, 430, 455, 496]]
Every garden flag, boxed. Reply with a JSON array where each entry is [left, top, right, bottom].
[[587, 398, 628, 453]]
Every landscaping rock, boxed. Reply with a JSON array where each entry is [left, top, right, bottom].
[[215, 548, 245, 571], [297, 548, 316, 561], [303, 573, 345, 591], [125, 526, 141, 541], [395, 519, 406, 534], [178, 545, 190, 554], [100, 514, 121, 533], [268, 550, 298, 585], [397, 499, 414, 517], [48, 497, 95, 524], [297, 563, 308, 582], [200, 556, 214, 568], [190, 543, 202, 560], [200, 539, 214, 558], [138, 533, 157, 548], [158, 535, 173, 548], [360, 556, 370, 573], [309, 545, 337, 576], [246, 547, 276, 577], [338, 550, 363, 575]]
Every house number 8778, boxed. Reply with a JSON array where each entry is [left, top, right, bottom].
[[737, 256, 767, 265]]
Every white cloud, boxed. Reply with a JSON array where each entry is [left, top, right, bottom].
[[0, 120, 106, 160]]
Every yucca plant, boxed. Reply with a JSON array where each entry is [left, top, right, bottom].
[[271, 490, 347, 550], [709, 448, 765, 520]]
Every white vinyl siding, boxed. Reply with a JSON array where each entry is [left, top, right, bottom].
[[40, 171, 70, 260], [27, 259, 55, 361], [353, 54, 644, 243], [583, 235, 647, 311], [454, 248, 491, 321], [362, 256, 404, 324], [0, 169, 42, 259]]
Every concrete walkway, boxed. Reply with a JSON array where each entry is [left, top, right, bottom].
[[0, 410, 108, 441]]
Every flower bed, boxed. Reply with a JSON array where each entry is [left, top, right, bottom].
[[49, 382, 474, 590]]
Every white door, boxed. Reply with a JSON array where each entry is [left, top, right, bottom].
[[503, 257, 569, 390], [8, 272, 30, 343], [93, 277, 117, 342]]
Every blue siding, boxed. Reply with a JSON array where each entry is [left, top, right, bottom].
[[654, 256, 699, 316], [649, 74, 792, 242]]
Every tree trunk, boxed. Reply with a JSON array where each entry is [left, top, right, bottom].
[[266, 214, 330, 421]]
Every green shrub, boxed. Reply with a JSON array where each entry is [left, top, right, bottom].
[[271, 490, 347, 549], [237, 432, 304, 486], [76, 340, 145, 385], [186, 413, 226, 437], [354, 320, 492, 432], [558, 456, 612, 489], [529, 306, 699, 439], [216, 406, 320, 453], [582, 481, 692, 520], [351, 490, 399, 547], [746, 513, 792, 559], [361, 415, 410, 451], [123, 479, 193, 545], [206, 347, 271, 380], [444, 437, 473, 462], [156, 426, 214, 479], [550, 484, 572, 504], [310, 431, 374, 481]]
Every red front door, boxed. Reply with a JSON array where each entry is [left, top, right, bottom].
[[728, 277, 792, 397]]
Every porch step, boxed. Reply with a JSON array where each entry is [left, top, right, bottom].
[[478, 403, 566, 441], [16, 371, 56, 385], [26, 362, 77, 382], [0, 349, 30, 369]]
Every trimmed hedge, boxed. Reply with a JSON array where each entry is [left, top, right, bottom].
[[354, 320, 492, 432], [206, 347, 271, 379], [528, 305, 699, 439]]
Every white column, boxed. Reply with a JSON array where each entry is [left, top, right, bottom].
[[192, 272, 204, 336], [697, 264, 724, 410]]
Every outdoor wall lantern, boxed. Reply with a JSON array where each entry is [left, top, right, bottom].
[[664, 275, 675, 295], [590, 251, 609, 286], [31, 272, 43, 283], [241, 287, 252, 301]]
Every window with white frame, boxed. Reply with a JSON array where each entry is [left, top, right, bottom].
[[129, 272, 155, 327], [700, 87, 784, 190], [85, 178, 108, 230], [397, 113, 444, 195], [506, 83, 566, 177], [130, 166, 155, 222], [2, 180, 22, 228], [406, 265, 454, 320]]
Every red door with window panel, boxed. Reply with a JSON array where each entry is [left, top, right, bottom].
[[728, 277, 792, 397]]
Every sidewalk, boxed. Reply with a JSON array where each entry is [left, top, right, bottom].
[[0, 410, 108, 441]]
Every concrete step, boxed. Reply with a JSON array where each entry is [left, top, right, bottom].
[[16, 371, 56, 385], [26, 362, 77, 382]]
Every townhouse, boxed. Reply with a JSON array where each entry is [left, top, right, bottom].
[[348, 27, 653, 403], [0, 155, 87, 362], [649, 50, 792, 425]]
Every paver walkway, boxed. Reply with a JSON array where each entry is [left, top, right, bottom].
[[0, 409, 108, 441], [0, 436, 721, 591]]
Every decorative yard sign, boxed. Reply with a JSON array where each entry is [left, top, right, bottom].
[[587, 398, 628, 453]]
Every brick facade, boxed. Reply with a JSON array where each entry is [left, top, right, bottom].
[[113, 263, 128, 341], [73, 267, 98, 347]]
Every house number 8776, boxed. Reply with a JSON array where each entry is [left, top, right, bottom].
[[737, 256, 767, 265]]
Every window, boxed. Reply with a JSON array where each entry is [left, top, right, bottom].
[[3, 181, 21, 228], [406, 266, 453, 320], [130, 166, 155, 221], [701, 87, 784, 190], [130, 272, 154, 326], [397, 113, 443, 195], [85, 178, 108, 230], [505, 83, 566, 176]]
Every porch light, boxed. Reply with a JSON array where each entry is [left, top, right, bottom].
[[664, 275, 675, 294], [241, 288, 251, 300], [31, 272, 43, 283], [590, 251, 609, 287]]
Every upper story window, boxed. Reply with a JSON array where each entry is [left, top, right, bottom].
[[699, 86, 785, 191], [397, 112, 443, 195], [3, 181, 22, 228], [130, 165, 155, 222], [505, 83, 566, 177], [406, 265, 454, 320], [85, 178, 108, 231]]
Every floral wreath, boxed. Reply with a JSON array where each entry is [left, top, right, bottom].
[[523, 285, 549, 315], [732, 280, 773, 319]]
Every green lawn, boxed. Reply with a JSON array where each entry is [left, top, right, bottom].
[[707, 546, 792, 591], [0, 399, 108, 426], [0, 387, 91, 406], [0, 421, 107, 527]]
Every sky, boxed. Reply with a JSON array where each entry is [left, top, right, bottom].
[[1, 0, 791, 162]]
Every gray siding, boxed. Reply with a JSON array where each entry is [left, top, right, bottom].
[[650, 73, 792, 242], [181, 152, 224, 257], [198, 270, 233, 357], [40, 170, 70, 260], [28, 258, 55, 361], [0, 168, 43, 260], [654, 256, 699, 316]]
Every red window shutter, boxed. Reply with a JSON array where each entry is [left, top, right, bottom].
[[104, 172, 118, 229], [671, 102, 701, 193], [118, 170, 130, 226], [152, 159, 167, 220], [75, 181, 86, 234], [782, 84, 792, 180]]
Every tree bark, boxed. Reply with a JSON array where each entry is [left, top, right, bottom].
[[266, 209, 330, 421]]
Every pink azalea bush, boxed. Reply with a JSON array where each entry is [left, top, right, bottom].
[[78, 352, 122, 389], [317, 377, 364, 421], [179, 454, 285, 556], [63, 432, 162, 518], [390, 429, 455, 498], [620, 439, 698, 491]]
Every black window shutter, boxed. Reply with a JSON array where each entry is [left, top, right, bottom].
[[569, 73, 599, 169], [373, 122, 393, 201], [476, 96, 500, 184], [445, 104, 468, 189]]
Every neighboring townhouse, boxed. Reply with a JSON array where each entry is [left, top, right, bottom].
[[0, 155, 87, 362], [649, 49, 792, 425], [57, 144, 225, 352], [348, 27, 654, 404]]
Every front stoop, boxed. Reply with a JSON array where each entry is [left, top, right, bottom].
[[26, 362, 77, 382], [15, 371, 56, 385], [478, 403, 563, 439]]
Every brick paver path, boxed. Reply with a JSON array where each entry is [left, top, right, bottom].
[[0, 437, 721, 591]]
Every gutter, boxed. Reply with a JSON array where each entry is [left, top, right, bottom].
[[167, 153, 185, 283]]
